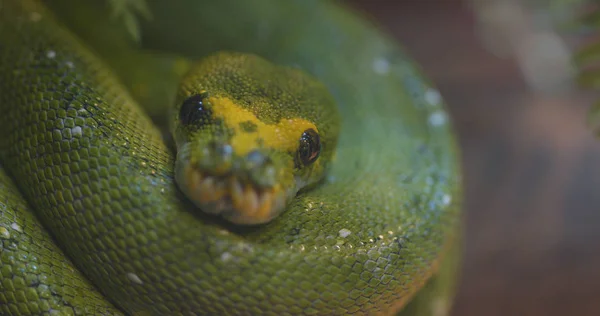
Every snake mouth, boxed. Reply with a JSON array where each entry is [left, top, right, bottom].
[[178, 164, 287, 225]]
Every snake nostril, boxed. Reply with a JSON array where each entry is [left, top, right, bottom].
[[214, 143, 233, 160], [244, 150, 277, 188], [246, 150, 268, 169], [196, 142, 234, 174]]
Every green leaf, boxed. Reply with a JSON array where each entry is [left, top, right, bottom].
[[106, 0, 153, 43]]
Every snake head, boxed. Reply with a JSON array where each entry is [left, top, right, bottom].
[[172, 52, 340, 225]]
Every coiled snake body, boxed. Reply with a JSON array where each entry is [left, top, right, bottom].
[[0, 0, 462, 315]]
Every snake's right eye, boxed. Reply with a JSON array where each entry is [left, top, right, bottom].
[[180, 93, 212, 126], [297, 128, 321, 166]]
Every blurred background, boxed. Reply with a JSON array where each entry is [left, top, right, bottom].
[[345, 0, 600, 315]]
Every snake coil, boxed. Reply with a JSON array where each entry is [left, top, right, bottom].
[[0, 0, 462, 315]]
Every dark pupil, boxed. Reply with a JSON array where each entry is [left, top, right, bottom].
[[179, 93, 211, 126], [298, 128, 321, 166]]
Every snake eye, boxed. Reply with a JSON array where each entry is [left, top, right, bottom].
[[180, 93, 211, 126], [298, 128, 321, 166]]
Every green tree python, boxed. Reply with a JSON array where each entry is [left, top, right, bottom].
[[0, 0, 462, 315]]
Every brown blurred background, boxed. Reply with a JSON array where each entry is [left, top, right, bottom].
[[345, 1, 600, 315]]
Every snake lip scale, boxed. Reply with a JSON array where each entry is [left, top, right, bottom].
[[179, 162, 287, 225]]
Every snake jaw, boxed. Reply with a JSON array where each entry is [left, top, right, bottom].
[[178, 162, 290, 225]]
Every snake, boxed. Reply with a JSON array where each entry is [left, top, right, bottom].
[[0, 0, 462, 315]]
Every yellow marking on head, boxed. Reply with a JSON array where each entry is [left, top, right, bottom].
[[207, 96, 317, 155]]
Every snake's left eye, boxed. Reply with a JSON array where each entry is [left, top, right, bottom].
[[180, 93, 211, 126], [297, 128, 321, 166]]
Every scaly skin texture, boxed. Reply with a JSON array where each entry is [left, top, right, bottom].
[[0, 0, 462, 315], [0, 168, 121, 315]]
